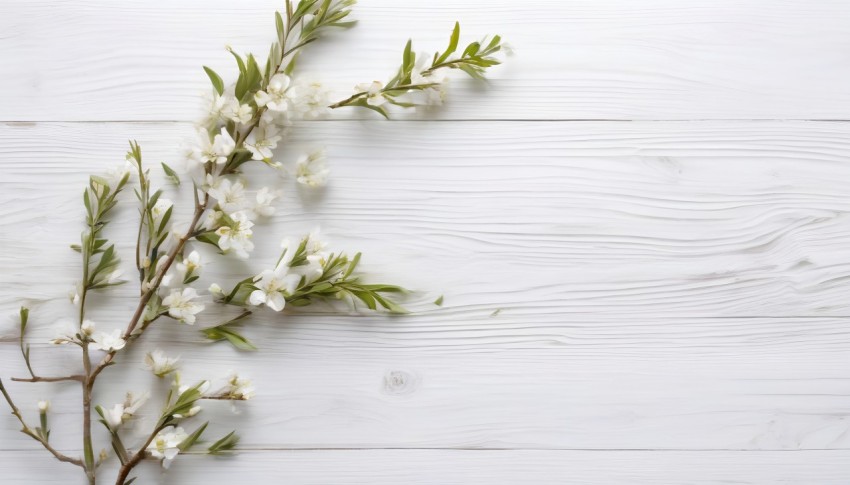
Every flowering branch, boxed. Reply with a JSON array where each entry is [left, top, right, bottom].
[[330, 22, 505, 116], [0, 1, 505, 484]]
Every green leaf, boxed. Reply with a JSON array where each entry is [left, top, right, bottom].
[[208, 431, 239, 455], [433, 295, 444, 306], [436, 22, 460, 65], [178, 422, 209, 451], [19, 307, 28, 333], [351, 98, 389, 119], [202, 66, 225, 96], [342, 252, 361, 279], [402, 39, 413, 72], [228, 49, 247, 75], [202, 324, 257, 351], [275, 11, 285, 42], [161, 162, 180, 185]]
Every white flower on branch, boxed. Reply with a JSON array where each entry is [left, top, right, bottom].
[[291, 80, 331, 119], [254, 73, 293, 112], [148, 427, 189, 467], [295, 149, 329, 187], [252, 187, 279, 218], [355, 81, 386, 107], [224, 373, 255, 400], [37, 401, 49, 412], [151, 198, 173, 225], [207, 178, 248, 214], [90, 329, 126, 352], [215, 211, 255, 259], [103, 392, 148, 429], [80, 319, 96, 338], [176, 250, 202, 283], [245, 124, 282, 161], [249, 262, 300, 312], [208, 283, 225, 300], [69, 282, 83, 306], [223, 99, 253, 125], [145, 350, 180, 378], [162, 288, 205, 324], [189, 127, 236, 167]]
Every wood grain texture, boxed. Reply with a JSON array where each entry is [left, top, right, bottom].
[[0, 121, 848, 458], [2, 1, 850, 482], [2, 315, 849, 452], [1, 121, 849, 317], [2, 0, 850, 121], [3, 449, 850, 484]]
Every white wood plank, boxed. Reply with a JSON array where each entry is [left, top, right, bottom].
[[2, 449, 850, 484], [1, 121, 849, 317], [2, 0, 850, 121], [2, 313, 849, 451]]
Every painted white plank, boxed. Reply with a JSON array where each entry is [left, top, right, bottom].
[[2, 312, 849, 451], [2, 0, 850, 121], [1, 121, 849, 317], [2, 449, 850, 485]]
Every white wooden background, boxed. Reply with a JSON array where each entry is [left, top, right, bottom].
[[1, 0, 850, 483]]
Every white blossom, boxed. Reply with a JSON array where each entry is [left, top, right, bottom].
[[355, 81, 386, 106], [80, 319, 96, 337], [105, 160, 134, 186], [215, 211, 255, 259], [252, 187, 279, 217], [145, 350, 180, 378], [103, 392, 148, 429], [291, 81, 330, 119], [295, 149, 329, 187], [254, 73, 293, 112], [50, 320, 78, 345], [69, 282, 83, 306], [304, 228, 329, 257], [223, 99, 253, 124], [203, 209, 223, 231], [208, 178, 248, 214], [147, 427, 189, 467], [37, 401, 49, 412], [245, 124, 282, 161], [162, 288, 205, 324], [151, 198, 173, 225], [208, 283, 226, 299], [175, 250, 202, 282], [189, 127, 235, 166], [91, 329, 126, 352], [224, 373, 255, 400], [249, 262, 300, 312]]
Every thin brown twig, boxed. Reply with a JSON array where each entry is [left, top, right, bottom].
[[11, 375, 85, 383], [0, 378, 84, 468]]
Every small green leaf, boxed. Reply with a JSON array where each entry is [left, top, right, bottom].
[[19, 307, 28, 333], [161, 162, 180, 185], [178, 422, 209, 451], [202, 66, 225, 96], [275, 11, 285, 41], [436, 22, 460, 65], [433, 295, 444, 306], [202, 325, 257, 351], [208, 431, 239, 455]]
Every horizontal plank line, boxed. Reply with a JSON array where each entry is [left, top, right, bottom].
[[4, 119, 850, 124], [3, 447, 849, 453]]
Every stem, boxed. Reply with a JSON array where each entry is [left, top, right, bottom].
[[11, 375, 85, 383], [0, 378, 84, 468], [114, 424, 165, 485], [82, 346, 95, 481]]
